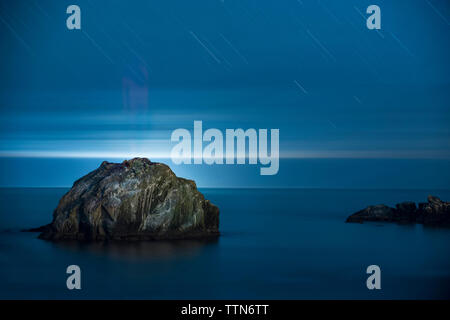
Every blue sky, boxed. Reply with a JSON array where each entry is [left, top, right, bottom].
[[0, 0, 449, 187]]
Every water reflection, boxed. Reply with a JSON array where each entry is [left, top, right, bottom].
[[51, 238, 219, 261]]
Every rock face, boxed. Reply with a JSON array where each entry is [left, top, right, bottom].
[[34, 158, 219, 241], [346, 195, 450, 226]]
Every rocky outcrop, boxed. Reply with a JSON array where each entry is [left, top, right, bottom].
[[346, 195, 450, 226], [30, 158, 219, 241]]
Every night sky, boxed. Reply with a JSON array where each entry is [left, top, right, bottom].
[[0, 0, 449, 187]]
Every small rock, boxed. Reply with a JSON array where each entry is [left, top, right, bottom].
[[346, 195, 450, 227], [394, 201, 417, 222], [345, 204, 395, 223]]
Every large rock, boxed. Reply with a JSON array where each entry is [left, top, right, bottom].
[[33, 158, 219, 241], [346, 195, 450, 226]]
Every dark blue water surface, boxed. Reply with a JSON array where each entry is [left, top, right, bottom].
[[1, 188, 450, 299]]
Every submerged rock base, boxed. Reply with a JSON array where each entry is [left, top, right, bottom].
[[346, 195, 450, 226], [29, 158, 219, 241]]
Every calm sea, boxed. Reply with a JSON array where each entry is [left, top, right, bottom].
[[0, 188, 449, 299]]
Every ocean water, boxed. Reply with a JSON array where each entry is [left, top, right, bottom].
[[0, 187, 450, 299]]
